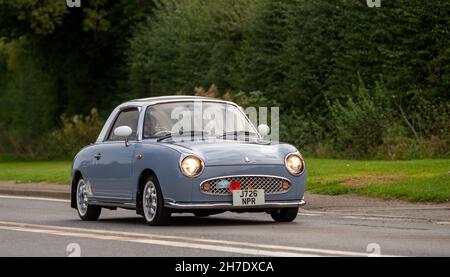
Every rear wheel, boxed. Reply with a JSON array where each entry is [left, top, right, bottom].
[[142, 176, 171, 226], [76, 178, 101, 221], [270, 207, 299, 222]]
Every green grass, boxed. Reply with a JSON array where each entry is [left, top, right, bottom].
[[0, 161, 71, 184], [0, 159, 448, 202], [306, 159, 450, 203]]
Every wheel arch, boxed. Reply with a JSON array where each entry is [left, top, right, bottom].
[[135, 168, 158, 215], [71, 170, 83, 209]]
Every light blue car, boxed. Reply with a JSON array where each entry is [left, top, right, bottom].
[[71, 96, 306, 225]]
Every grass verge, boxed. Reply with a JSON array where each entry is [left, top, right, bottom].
[[0, 161, 71, 184], [307, 159, 449, 202], [0, 159, 448, 202]]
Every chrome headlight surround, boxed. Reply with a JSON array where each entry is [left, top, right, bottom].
[[284, 152, 305, 176], [179, 155, 204, 177]]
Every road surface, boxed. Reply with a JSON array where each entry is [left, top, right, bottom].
[[0, 194, 449, 257]]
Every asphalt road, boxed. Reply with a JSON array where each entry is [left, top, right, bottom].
[[0, 195, 449, 257]]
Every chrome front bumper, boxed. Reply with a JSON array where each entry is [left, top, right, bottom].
[[164, 199, 305, 210]]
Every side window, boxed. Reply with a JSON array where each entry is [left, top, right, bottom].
[[107, 108, 140, 141]]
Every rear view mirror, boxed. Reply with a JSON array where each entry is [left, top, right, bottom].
[[257, 124, 270, 138]]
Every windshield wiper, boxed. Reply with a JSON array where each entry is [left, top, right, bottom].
[[157, 131, 209, 142], [155, 133, 173, 142], [218, 131, 259, 139]]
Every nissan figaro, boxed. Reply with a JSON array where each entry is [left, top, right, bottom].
[[71, 96, 306, 225]]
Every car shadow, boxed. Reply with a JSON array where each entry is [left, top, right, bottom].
[[91, 214, 280, 227]]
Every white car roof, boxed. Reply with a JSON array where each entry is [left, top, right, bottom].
[[121, 95, 233, 107]]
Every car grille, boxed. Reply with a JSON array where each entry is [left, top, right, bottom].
[[201, 176, 290, 195]]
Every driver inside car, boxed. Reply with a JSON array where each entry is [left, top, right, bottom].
[[143, 112, 158, 138]]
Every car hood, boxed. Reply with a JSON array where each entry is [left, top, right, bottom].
[[159, 139, 297, 166]]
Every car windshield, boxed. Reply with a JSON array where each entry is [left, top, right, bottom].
[[143, 101, 258, 140]]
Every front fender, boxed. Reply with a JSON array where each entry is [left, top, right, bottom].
[[70, 144, 96, 208], [71, 144, 96, 180], [132, 143, 191, 201]]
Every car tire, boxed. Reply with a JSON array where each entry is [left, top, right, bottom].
[[76, 178, 101, 221], [142, 176, 171, 226], [270, 207, 299, 222]]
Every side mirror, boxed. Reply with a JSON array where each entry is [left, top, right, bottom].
[[114, 126, 133, 146], [257, 124, 270, 138]]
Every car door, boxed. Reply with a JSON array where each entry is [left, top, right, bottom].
[[90, 107, 140, 200]]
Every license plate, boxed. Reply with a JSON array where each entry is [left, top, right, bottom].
[[232, 189, 265, 207]]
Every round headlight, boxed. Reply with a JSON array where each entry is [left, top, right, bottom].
[[285, 153, 304, 175], [180, 155, 204, 177]]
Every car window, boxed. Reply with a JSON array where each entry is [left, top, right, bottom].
[[143, 102, 253, 139], [107, 108, 139, 141]]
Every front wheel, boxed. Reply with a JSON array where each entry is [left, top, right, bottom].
[[142, 176, 171, 226], [270, 207, 299, 222], [76, 178, 101, 221]]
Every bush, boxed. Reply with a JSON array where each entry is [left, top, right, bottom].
[[1, 0, 449, 160], [328, 81, 390, 158], [327, 79, 450, 159], [49, 108, 104, 159]]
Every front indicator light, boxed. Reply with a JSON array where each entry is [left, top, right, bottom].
[[281, 181, 290, 190], [201, 182, 210, 192]]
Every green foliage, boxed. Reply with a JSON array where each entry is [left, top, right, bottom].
[[0, 0, 449, 160], [50, 108, 104, 159], [0, 37, 58, 158], [127, 0, 449, 159], [128, 0, 254, 98], [0, 0, 68, 37], [0, 0, 155, 159], [329, 79, 391, 158]]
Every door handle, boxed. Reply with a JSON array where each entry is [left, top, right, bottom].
[[94, 153, 102, 160]]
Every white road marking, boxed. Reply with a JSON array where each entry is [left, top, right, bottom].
[[435, 221, 450, 225], [298, 213, 322, 217], [0, 195, 69, 203], [300, 212, 427, 222], [341, 215, 407, 221], [299, 209, 450, 224], [1, 194, 443, 226], [0, 221, 391, 257], [322, 207, 450, 212], [0, 225, 311, 257]]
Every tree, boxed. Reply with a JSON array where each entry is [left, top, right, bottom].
[[0, 0, 156, 158]]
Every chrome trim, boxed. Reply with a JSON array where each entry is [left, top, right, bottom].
[[199, 174, 292, 195], [88, 195, 133, 202], [92, 202, 136, 209], [179, 154, 205, 177], [284, 152, 306, 176], [165, 200, 305, 210], [87, 194, 135, 209]]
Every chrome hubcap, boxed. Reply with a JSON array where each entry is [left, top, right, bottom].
[[143, 181, 157, 222], [77, 180, 88, 216]]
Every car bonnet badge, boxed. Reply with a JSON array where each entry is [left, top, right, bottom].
[[216, 179, 230, 189]]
